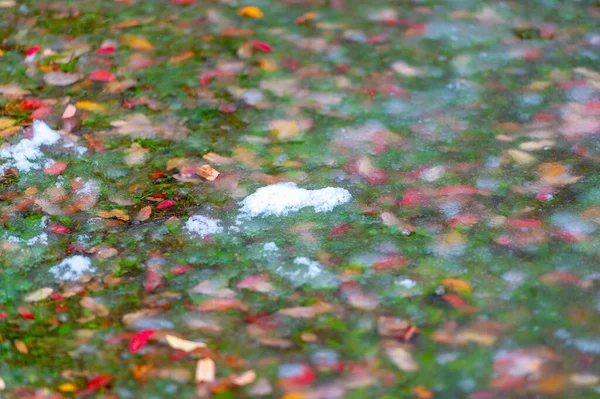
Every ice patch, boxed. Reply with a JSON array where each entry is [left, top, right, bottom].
[[185, 215, 224, 238], [0, 120, 60, 173], [274, 257, 339, 289], [239, 182, 351, 219], [49, 255, 95, 281]]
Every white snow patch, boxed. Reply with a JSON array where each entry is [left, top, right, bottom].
[[0, 120, 60, 173], [263, 242, 278, 251], [185, 215, 224, 238], [239, 182, 351, 219], [4, 216, 48, 246], [49, 255, 95, 281]]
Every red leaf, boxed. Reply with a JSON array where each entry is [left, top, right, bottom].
[[20, 99, 43, 110], [30, 106, 53, 120], [43, 161, 68, 176], [77, 374, 113, 397], [18, 306, 34, 320], [48, 224, 71, 234], [0, 311, 7, 320], [89, 70, 116, 82], [50, 292, 64, 301], [144, 266, 163, 292], [198, 69, 222, 86], [96, 46, 116, 55], [373, 255, 407, 270], [438, 186, 480, 196], [129, 329, 155, 353], [329, 223, 351, 237], [399, 189, 428, 207], [247, 40, 272, 52], [24, 46, 40, 58], [172, 265, 193, 275], [505, 218, 543, 229], [156, 199, 176, 209]]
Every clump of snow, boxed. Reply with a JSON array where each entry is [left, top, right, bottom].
[[49, 256, 95, 281], [274, 257, 339, 289], [185, 215, 224, 238], [263, 242, 278, 251], [239, 182, 351, 219], [0, 120, 61, 173], [4, 216, 48, 246]]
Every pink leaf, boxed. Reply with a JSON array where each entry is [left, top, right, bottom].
[[62, 104, 77, 119], [48, 224, 71, 234], [89, 70, 116, 82], [247, 40, 273, 52]]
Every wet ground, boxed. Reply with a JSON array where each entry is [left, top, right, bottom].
[[1, 0, 600, 398]]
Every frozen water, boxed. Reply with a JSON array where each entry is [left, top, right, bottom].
[[239, 182, 351, 219]]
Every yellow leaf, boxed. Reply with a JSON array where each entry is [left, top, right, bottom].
[[0, 49, 4, 56], [24, 287, 53, 303], [281, 394, 305, 399], [443, 278, 472, 293], [97, 209, 129, 221], [0, 118, 16, 130], [238, 6, 263, 19], [164, 334, 206, 352], [195, 358, 216, 383], [58, 383, 78, 393], [166, 157, 186, 170], [75, 101, 106, 112], [120, 34, 154, 51], [258, 59, 278, 72]]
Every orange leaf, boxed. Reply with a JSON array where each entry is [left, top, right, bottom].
[[442, 278, 472, 292]]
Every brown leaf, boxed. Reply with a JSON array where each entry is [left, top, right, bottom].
[[135, 206, 152, 221], [14, 340, 28, 354], [196, 164, 220, 181], [385, 346, 418, 372], [80, 296, 110, 317], [43, 71, 81, 86], [0, 83, 30, 99]]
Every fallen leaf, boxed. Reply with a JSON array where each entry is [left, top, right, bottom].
[[0, 118, 16, 130], [62, 104, 77, 119], [164, 334, 206, 352], [0, 83, 31, 99], [231, 370, 257, 386], [120, 34, 153, 51], [238, 6, 263, 18], [58, 383, 78, 393], [43, 71, 81, 86], [75, 101, 106, 113], [195, 358, 216, 383], [124, 143, 149, 167], [129, 329, 155, 353], [14, 340, 28, 354], [89, 70, 116, 82], [24, 287, 53, 302], [442, 278, 472, 293], [196, 164, 220, 181], [135, 206, 152, 221], [385, 346, 418, 372]]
